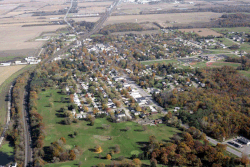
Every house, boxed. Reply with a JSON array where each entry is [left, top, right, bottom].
[[116, 113, 126, 118], [150, 106, 157, 113], [0, 62, 11, 66]]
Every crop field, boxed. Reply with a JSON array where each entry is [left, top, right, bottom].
[[0, 65, 26, 86], [179, 28, 222, 37], [105, 12, 223, 27], [38, 89, 180, 167], [0, 24, 65, 51]]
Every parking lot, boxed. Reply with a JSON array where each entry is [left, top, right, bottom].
[[223, 137, 250, 155]]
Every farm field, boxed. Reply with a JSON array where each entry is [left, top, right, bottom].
[[0, 24, 65, 51], [0, 65, 26, 86], [105, 12, 223, 27], [179, 28, 222, 37], [38, 89, 180, 167]]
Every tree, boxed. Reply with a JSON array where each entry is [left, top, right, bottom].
[[133, 158, 142, 166], [106, 154, 112, 160], [69, 150, 76, 160], [115, 145, 120, 153], [97, 163, 105, 167], [95, 145, 103, 153], [150, 158, 157, 167], [60, 137, 66, 144]]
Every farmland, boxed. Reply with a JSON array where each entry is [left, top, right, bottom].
[[105, 12, 223, 27], [179, 28, 222, 37], [0, 65, 26, 86], [38, 89, 180, 167]]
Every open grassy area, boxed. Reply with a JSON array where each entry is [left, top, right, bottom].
[[140, 59, 178, 65], [212, 27, 250, 34], [211, 62, 241, 68], [0, 65, 34, 132], [38, 89, 180, 167], [0, 141, 14, 165], [215, 38, 237, 47], [239, 70, 250, 78]]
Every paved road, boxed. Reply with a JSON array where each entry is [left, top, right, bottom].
[[206, 136, 242, 157], [22, 80, 32, 167]]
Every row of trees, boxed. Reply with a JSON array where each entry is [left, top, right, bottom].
[[8, 72, 30, 166]]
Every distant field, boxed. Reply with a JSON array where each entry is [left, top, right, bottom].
[[39, 89, 180, 167], [179, 28, 222, 37], [0, 65, 26, 86], [140, 59, 178, 65], [105, 12, 223, 27], [212, 27, 250, 34], [111, 29, 160, 35], [0, 24, 65, 51]]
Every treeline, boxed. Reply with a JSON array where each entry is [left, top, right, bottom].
[[99, 23, 144, 35], [226, 55, 250, 71], [153, 66, 250, 140], [29, 89, 46, 166], [8, 72, 30, 166], [143, 129, 249, 166]]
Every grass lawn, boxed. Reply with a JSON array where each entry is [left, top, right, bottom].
[[140, 59, 178, 65], [0, 65, 35, 133], [211, 62, 241, 68], [215, 38, 236, 47], [38, 89, 180, 167], [239, 70, 250, 78], [206, 49, 231, 54], [240, 43, 250, 53], [0, 141, 14, 165]]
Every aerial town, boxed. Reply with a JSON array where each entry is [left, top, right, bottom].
[[0, 0, 250, 166]]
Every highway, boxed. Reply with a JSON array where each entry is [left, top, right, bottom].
[[45, 0, 121, 63]]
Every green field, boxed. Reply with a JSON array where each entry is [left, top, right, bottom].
[[212, 27, 250, 34], [140, 59, 178, 65], [215, 38, 237, 47], [239, 70, 250, 78], [38, 89, 180, 167], [0, 142, 14, 165], [211, 62, 241, 68], [0, 65, 35, 132]]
